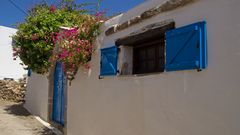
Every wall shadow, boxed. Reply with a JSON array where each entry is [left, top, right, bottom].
[[4, 103, 31, 116]]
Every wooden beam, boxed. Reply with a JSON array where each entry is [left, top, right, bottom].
[[115, 21, 175, 46]]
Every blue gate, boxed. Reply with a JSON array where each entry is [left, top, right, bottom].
[[52, 62, 66, 126]]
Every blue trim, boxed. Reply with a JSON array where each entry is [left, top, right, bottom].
[[27, 69, 32, 77]]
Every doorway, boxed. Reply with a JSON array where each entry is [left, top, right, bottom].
[[52, 62, 66, 126]]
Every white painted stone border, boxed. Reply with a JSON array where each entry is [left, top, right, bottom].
[[34, 116, 63, 135]]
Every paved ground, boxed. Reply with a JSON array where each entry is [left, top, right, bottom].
[[0, 101, 56, 135]]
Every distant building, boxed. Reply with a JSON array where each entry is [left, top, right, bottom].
[[0, 26, 26, 80]]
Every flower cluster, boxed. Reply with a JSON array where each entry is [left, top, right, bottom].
[[49, 5, 56, 13], [12, 1, 103, 80], [50, 28, 94, 81]]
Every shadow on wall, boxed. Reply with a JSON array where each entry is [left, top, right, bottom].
[[4, 103, 31, 117]]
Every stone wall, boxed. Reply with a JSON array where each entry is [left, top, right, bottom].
[[0, 78, 26, 102]]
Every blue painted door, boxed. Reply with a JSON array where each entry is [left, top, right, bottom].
[[52, 62, 66, 126]]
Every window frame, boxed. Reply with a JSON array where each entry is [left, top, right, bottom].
[[115, 21, 175, 76]]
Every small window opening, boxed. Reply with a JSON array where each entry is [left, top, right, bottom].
[[115, 21, 175, 75], [133, 38, 165, 74]]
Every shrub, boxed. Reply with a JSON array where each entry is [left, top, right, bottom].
[[13, 0, 103, 80]]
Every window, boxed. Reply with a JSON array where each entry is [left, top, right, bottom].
[[115, 21, 175, 75], [100, 21, 207, 77], [133, 38, 165, 74]]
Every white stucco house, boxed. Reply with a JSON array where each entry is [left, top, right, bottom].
[[0, 26, 26, 80], [25, 0, 240, 135]]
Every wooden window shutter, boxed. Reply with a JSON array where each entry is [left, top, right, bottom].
[[100, 46, 118, 76], [165, 21, 207, 71]]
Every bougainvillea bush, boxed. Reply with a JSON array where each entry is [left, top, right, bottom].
[[12, 1, 103, 81], [50, 28, 94, 80]]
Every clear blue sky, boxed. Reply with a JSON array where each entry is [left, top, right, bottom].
[[0, 0, 145, 28]]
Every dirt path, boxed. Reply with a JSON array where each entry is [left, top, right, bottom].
[[0, 101, 56, 135]]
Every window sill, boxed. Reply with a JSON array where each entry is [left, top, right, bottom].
[[117, 71, 164, 77]]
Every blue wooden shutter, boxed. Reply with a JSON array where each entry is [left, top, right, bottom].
[[165, 21, 207, 71], [100, 46, 118, 76]]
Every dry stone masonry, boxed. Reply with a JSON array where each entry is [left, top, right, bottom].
[[105, 0, 195, 36], [0, 78, 26, 102]]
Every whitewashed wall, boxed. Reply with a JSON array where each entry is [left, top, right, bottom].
[[24, 73, 49, 121], [0, 26, 26, 80], [67, 0, 240, 135]]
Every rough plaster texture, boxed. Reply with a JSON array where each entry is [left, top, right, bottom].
[[66, 0, 240, 135], [105, 0, 194, 35], [0, 26, 26, 80], [24, 73, 49, 121]]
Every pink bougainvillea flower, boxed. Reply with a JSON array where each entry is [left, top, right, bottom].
[[13, 52, 17, 57], [62, 49, 68, 55], [69, 28, 78, 34], [68, 52, 73, 57], [76, 48, 81, 53], [59, 49, 68, 59], [49, 5, 56, 13], [95, 11, 105, 17], [31, 34, 39, 41], [95, 11, 105, 22], [71, 64, 76, 69]]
